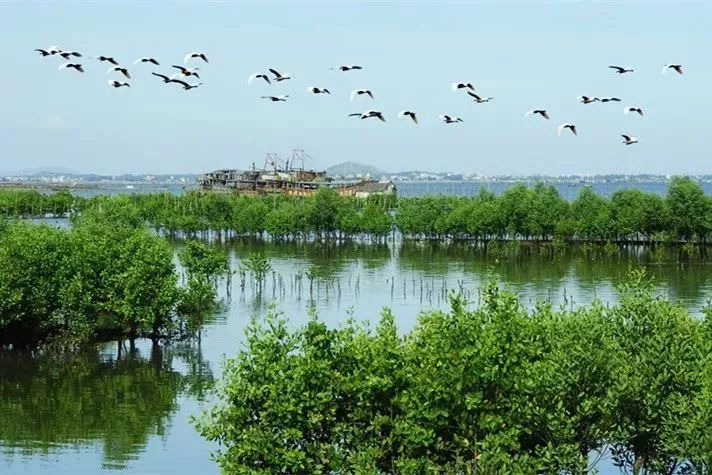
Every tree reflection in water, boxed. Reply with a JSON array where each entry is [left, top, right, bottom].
[[0, 339, 213, 469]]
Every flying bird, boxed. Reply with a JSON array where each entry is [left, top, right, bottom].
[[578, 96, 600, 104], [134, 57, 160, 66], [59, 51, 82, 59], [107, 66, 131, 79], [261, 95, 289, 102], [600, 97, 622, 103], [108, 80, 130, 88], [97, 56, 119, 65], [172, 65, 200, 79], [398, 110, 418, 124], [34, 48, 55, 57], [526, 109, 550, 120], [184, 52, 209, 64], [621, 134, 638, 145], [332, 65, 363, 71], [45, 45, 62, 55], [350, 89, 374, 101], [558, 123, 577, 136], [467, 91, 493, 103], [308, 87, 331, 94], [59, 63, 84, 73], [349, 110, 385, 121], [609, 65, 634, 74], [268, 68, 291, 82], [452, 82, 475, 92], [151, 72, 172, 83], [248, 73, 271, 85], [662, 64, 683, 75], [624, 106, 644, 116], [168, 79, 202, 90], [439, 115, 463, 124]]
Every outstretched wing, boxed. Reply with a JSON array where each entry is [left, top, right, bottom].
[[169, 79, 191, 88], [152, 72, 170, 81]]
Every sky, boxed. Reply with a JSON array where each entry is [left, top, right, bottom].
[[0, 1, 710, 176]]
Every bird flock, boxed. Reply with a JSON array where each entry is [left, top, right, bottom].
[[527, 63, 683, 144], [35, 45, 207, 91], [35, 45, 685, 145]]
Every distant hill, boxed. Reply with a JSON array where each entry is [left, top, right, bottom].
[[1, 166, 79, 176], [326, 161, 388, 178]]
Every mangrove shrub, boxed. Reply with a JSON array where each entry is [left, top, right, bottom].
[[196, 275, 712, 473]]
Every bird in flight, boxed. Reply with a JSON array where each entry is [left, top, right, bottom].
[[168, 79, 202, 90], [97, 56, 119, 65], [36, 45, 62, 56], [332, 65, 362, 71], [624, 106, 644, 116], [439, 115, 463, 124], [558, 123, 577, 135], [107, 66, 131, 79], [59, 51, 82, 59], [151, 72, 173, 83], [35, 46, 61, 57], [248, 73, 271, 85], [172, 65, 200, 79], [609, 65, 634, 74], [350, 89, 374, 101], [261, 95, 289, 102], [467, 91, 493, 103], [398, 110, 418, 124], [184, 52, 209, 64], [59, 63, 84, 73], [600, 97, 622, 103], [452, 82, 475, 92], [108, 80, 130, 88], [134, 57, 160, 66], [621, 134, 638, 145], [526, 109, 550, 120], [268, 68, 291, 82], [662, 64, 683, 75], [308, 87, 331, 94], [578, 96, 599, 104], [349, 110, 385, 121]]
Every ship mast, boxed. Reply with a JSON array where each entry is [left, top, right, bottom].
[[290, 149, 312, 171]]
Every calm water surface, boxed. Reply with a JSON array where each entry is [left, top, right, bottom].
[[3, 240, 712, 473]]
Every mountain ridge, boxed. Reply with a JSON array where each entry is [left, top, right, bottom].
[[325, 161, 388, 177]]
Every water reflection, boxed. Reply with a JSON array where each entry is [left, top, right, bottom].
[[0, 340, 213, 470], [230, 239, 712, 317]]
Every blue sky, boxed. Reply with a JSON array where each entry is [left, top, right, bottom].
[[1, 1, 709, 175]]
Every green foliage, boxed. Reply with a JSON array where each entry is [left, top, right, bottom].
[[667, 176, 711, 241], [176, 277, 219, 331], [196, 273, 712, 473], [176, 240, 228, 331], [179, 239, 230, 281], [240, 253, 272, 283], [0, 189, 82, 217], [4, 177, 712, 244], [0, 219, 216, 346]]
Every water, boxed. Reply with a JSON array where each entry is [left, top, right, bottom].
[[2, 240, 712, 473]]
